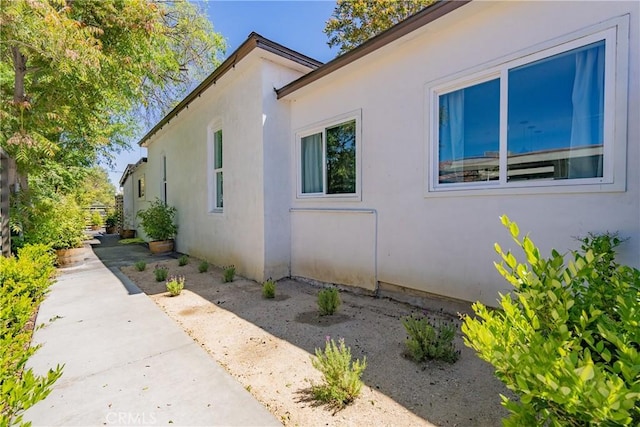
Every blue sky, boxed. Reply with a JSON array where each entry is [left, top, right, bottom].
[[107, 0, 338, 189]]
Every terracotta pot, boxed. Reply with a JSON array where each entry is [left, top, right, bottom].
[[56, 246, 88, 267], [105, 226, 117, 234], [120, 229, 136, 239], [149, 239, 174, 254]]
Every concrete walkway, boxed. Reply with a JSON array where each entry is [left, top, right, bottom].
[[24, 235, 280, 426]]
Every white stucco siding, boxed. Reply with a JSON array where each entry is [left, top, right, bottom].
[[121, 162, 149, 239], [260, 58, 308, 280], [287, 1, 639, 305], [144, 56, 267, 280]]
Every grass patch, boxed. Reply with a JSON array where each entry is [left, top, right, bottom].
[[119, 237, 145, 245]]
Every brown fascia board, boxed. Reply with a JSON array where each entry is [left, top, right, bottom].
[[119, 157, 147, 187], [276, 0, 471, 99], [138, 33, 323, 147]]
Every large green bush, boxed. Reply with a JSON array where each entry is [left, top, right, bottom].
[[462, 216, 639, 426], [20, 196, 86, 250], [137, 198, 177, 241], [1, 244, 63, 426]]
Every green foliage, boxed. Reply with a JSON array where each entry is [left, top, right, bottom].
[[262, 279, 276, 299], [118, 238, 144, 245], [105, 210, 120, 228], [402, 314, 459, 363], [222, 265, 235, 283], [90, 211, 103, 227], [324, 0, 435, 54], [1, 0, 226, 174], [198, 261, 209, 273], [1, 244, 63, 426], [166, 276, 185, 297], [178, 255, 189, 267], [310, 337, 366, 409], [154, 266, 168, 282], [318, 287, 341, 316], [137, 198, 177, 241], [18, 195, 86, 250], [134, 261, 146, 272], [462, 215, 640, 426]]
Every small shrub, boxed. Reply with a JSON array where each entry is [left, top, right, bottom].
[[166, 276, 185, 296], [178, 254, 189, 266], [222, 265, 235, 283], [402, 314, 459, 363], [134, 260, 146, 271], [318, 287, 341, 315], [154, 266, 168, 282], [198, 260, 209, 273], [462, 215, 640, 426], [1, 244, 63, 426], [310, 337, 366, 409], [262, 279, 276, 299]]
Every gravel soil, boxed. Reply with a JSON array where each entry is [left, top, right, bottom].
[[121, 259, 510, 427]]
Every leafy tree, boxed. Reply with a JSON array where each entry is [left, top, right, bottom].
[[324, 0, 435, 54], [0, 0, 225, 176]]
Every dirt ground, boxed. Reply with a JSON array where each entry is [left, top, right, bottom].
[[121, 258, 510, 427]]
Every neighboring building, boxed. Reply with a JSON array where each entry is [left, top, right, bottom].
[[119, 158, 149, 239], [126, 1, 639, 306]]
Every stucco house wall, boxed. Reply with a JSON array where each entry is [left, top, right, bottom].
[[142, 49, 312, 282], [284, 1, 639, 305], [120, 159, 149, 239]]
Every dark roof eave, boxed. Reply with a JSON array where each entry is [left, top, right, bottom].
[[118, 157, 147, 187], [276, 0, 471, 99], [138, 33, 323, 147]]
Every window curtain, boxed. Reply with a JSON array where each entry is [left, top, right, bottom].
[[301, 133, 323, 193], [569, 42, 605, 178], [440, 90, 465, 166]]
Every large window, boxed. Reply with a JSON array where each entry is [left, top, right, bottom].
[[431, 27, 621, 191], [298, 115, 359, 197]]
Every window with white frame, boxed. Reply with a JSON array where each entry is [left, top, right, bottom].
[[430, 26, 624, 191], [137, 176, 145, 198], [161, 155, 167, 203], [212, 129, 223, 210], [298, 114, 359, 197]]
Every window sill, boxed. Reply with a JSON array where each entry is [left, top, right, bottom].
[[425, 180, 625, 198]]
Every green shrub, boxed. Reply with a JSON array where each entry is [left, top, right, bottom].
[[402, 314, 459, 363], [154, 266, 168, 282], [89, 211, 103, 228], [134, 260, 146, 271], [166, 276, 185, 296], [198, 261, 209, 273], [21, 196, 86, 250], [222, 265, 235, 283], [136, 198, 177, 241], [262, 279, 276, 299], [1, 244, 63, 426], [462, 215, 640, 426], [310, 337, 366, 409], [318, 287, 341, 315], [178, 254, 189, 266]]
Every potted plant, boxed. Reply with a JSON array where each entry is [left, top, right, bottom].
[[119, 212, 136, 238], [105, 211, 120, 234], [137, 198, 177, 254], [89, 210, 103, 230], [22, 196, 89, 266]]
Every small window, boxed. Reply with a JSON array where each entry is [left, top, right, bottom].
[[207, 125, 224, 212], [162, 155, 167, 203], [137, 176, 145, 198], [431, 27, 620, 192], [298, 117, 358, 197], [213, 130, 224, 209]]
